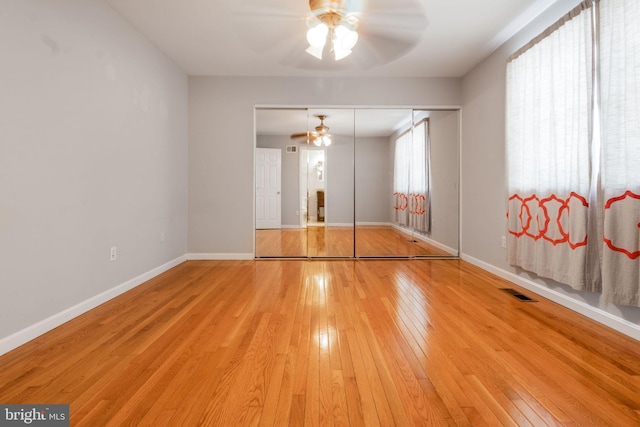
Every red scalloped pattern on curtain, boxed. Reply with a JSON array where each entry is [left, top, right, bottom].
[[603, 190, 640, 260], [393, 193, 428, 216], [393, 192, 409, 211], [507, 192, 588, 249], [410, 194, 426, 215]]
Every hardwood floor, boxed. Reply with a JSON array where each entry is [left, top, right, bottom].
[[1, 260, 639, 426], [256, 227, 355, 257], [256, 225, 452, 258], [355, 226, 452, 257]]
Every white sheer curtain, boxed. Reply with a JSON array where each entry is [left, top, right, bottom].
[[506, 2, 594, 289], [409, 120, 430, 232], [599, 0, 640, 305], [393, 120, 430, 233], [393, 130, 410, 226]]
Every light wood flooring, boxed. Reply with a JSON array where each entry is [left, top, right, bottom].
[[256, 225, 453, 258], [1, 260, 639, 425]]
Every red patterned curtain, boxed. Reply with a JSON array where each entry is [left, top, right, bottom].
[[506, 2, 597, 291], [393, 120, 430, 233], [507, 0, 640, 307], [599, 0, 640, 306]]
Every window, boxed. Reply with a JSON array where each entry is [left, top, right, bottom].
[[599, 0, 640, 305], [506, 0, 640, 306]]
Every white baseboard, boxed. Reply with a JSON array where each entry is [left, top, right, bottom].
[[0, 255, 187, 357], [461, 254, 640, 342], [391, 223, 458, 256], [415, 235, 458, 256], [187, 253, 254, 260]]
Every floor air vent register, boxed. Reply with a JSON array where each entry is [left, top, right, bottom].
[[500, 288, 537, 302]]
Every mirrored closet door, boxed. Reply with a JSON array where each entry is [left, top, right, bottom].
[[255, 107, 459, 259], [303, 108, 355, 257]]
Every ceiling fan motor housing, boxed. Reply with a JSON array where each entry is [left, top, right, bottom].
[[309, 0, 347, 15], [309, 0, 354, 28], [315, 115, 329, 134]]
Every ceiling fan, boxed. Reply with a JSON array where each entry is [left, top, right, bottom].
[[230, 0, 427, 70], [291, 115, 332, 146]]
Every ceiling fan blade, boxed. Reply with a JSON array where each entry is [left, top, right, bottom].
[[290, 132, 311, 140], [230, 0, 309, 53], [350, 28, 422, 68], [231, 0, 311, 20], [348, 0, 427, 67], [362, 13, 427, 37], [359, 0, 426, 18]]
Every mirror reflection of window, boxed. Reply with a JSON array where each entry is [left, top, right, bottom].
[[393, 118, 430, 234]]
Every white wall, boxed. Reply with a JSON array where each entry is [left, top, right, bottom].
[[0, 0, 188, 345], [428, 111, 460, 251], [461, 0, 640, 330], [325, 135, 354, 225], [188, 76, 461, 255], [355, 136, 392, 224]]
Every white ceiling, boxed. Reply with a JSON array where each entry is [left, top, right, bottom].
[[103, 0, 560, 135], [104, 0, 560, 78]]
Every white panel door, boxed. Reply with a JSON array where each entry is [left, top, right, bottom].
[[255, 148, 281, 229]]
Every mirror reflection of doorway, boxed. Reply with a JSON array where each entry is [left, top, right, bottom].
[[300, 148, 325, 228], [255, 148, 282, 230]]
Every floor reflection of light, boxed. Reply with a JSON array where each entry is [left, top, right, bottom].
[[391, 271, 431, 346], [313, 323, 337, 353], [310, 267, 335, 352], [318, 330, 329, 351]]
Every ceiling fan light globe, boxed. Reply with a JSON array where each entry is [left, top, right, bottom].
[[323, 136, 332, 146], [313, 137, 322, 146], [307, 23, 329, 47], [306, 45, 324, 60], [333, 46, 352, 60], [334, 25, 358, 51]]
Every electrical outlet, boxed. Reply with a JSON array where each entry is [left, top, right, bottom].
[[160, 230, 166, 242], [110, 246, 117, 261], [295, 210, 299, 216], [501, 236, 507, 248]]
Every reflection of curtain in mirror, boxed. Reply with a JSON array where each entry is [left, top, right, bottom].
[[393, 131, 409, 226], [393, 119, 430, 232]]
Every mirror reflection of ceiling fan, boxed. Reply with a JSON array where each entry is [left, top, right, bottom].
[[290, 114, 332, 146]]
